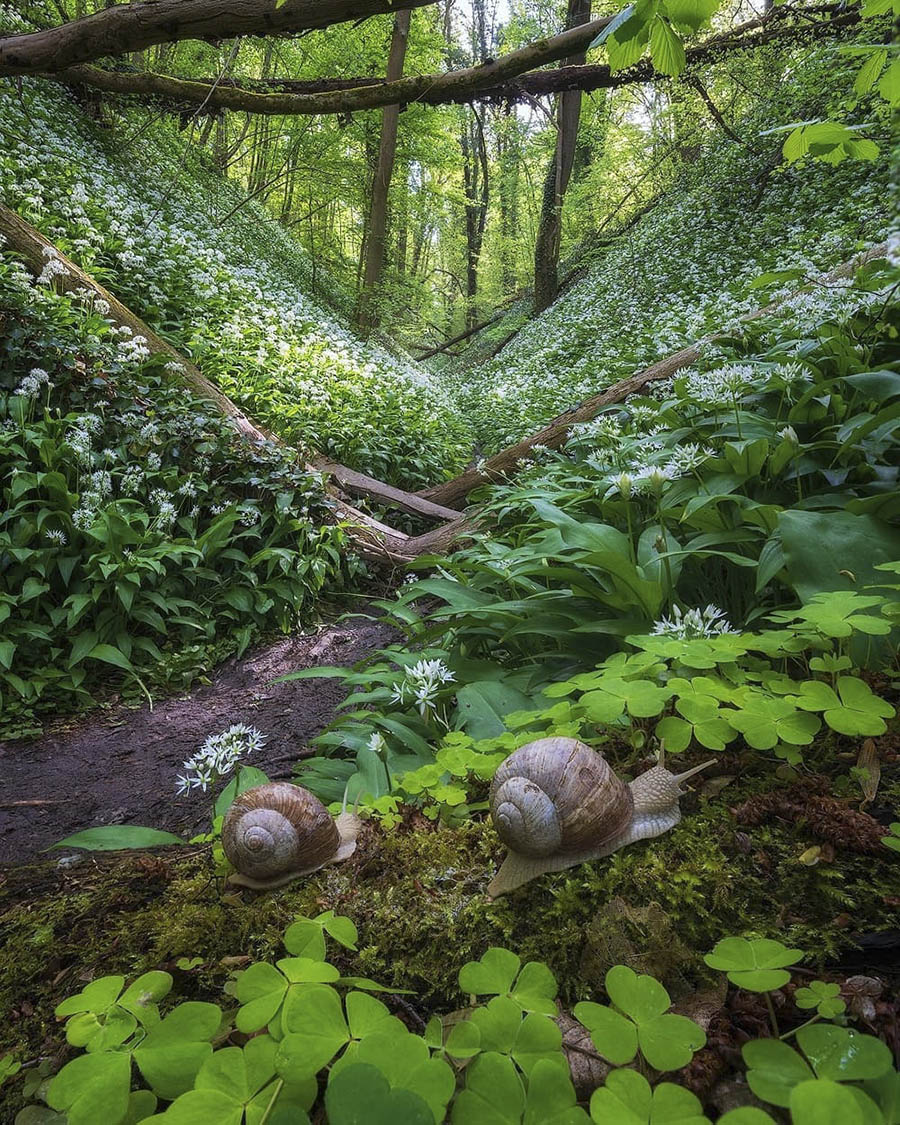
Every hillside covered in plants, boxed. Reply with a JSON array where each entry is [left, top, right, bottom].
[[0, 0, 898, 1122]]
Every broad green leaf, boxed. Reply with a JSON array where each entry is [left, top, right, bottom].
[[134, 1002, 221, 1100], [573, 1001, 638, 1065], [789, 1079, 865, 1125], [743, 1038, 814, 1106], [46, 1052, 131, 1125], [325, 1063, 433, 1125], [650, 16, 686, 76], [705, 937, 802, 991], [51, 826, 185, 851], [524, 1059, 590, 1124], [796, 1025, 893, 1081], [451, 1051, 525, 1125], [459, 948, 521, 997]]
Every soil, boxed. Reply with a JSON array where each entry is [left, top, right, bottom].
[[0, 615, 395, 865]]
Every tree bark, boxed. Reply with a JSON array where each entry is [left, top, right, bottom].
[[0, 0, 437, 75], [357, 8, 411, 333], [51, 6, 857, 115], [461, 108, 489, 329], [533, 0, 592, 315]]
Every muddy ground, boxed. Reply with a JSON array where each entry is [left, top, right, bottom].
[[0, 615, 395, 864]]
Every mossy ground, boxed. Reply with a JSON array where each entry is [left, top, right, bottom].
[[2, 755, 897, 1117]]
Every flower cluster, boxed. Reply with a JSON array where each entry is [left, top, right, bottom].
[[175, 723, 266, 794], [390, 657, 456, 717], [651, 604, 737, 639], [13, 366, 52, 398]]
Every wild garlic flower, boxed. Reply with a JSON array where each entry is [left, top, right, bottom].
[[175, 723, 266, 794], [778, 425, 799, 445], [367, 731, 387, 756], [14, 367, 51, 398], [45, 528, 67, 545], [665, 443, 713, 475], [390, 657, 455, 717], [651, 604, 737, 639]]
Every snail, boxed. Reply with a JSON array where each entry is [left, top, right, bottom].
[[487, 737, 715, 897], [222, 782, 361, 889]]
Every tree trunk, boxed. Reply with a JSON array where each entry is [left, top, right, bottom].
[[356, 8, 411, 333], [460, 108, 489, 330], [533, 0, 592, 314]]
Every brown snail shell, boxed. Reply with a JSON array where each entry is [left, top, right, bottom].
[[490, 737, 633, 858], [222, 781, 359, 890], [488, 737, 715, 897]]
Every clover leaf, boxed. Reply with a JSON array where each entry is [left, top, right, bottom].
[[54, 972, 172, 1053], [574, 965, 706, 1071], [133, 1001, 222, 1100], [825, 677, 894, 737], [589, 1069, 711, 1124], [704, 937, 802, 992], [151, 1037, 316, 1125], [458, 948, 558, 1014], [725, 690, 820, 750], [795, 1024, 892, 1082], [524, 1058, 590, 1124], [789, 1078, 870, 1125], [743, 1025, 893, 1110], [882, 823, 900, 853], [794, 981, 846, 1019], [743, 1039, 814, 1107], [451, 1051, 526, 1125], [235, 957, 339, 1033], [325, 1062, 433, 1125], [467, 996, 566, 1079], [283, 910, 358, 960], [46, 1052, 132, 1125]]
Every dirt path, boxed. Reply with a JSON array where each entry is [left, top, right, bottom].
[[0, 616, 395, 865]]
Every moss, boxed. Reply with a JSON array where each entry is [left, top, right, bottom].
[[1, 761, 897, 1116]]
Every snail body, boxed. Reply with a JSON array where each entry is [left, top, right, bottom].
[[222, 781, 360, 890], [488, 737, 714, 897]]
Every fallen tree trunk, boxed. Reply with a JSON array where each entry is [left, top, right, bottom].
[[0, 0, 438, 76], [0, 202, 448, 562], [419, 241, 889, 509], [46, 6, 858, 115]]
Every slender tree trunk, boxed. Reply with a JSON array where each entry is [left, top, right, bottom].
[[461, 108, 489, 329], [533, 0, 591, 314], [357, 8, 411, 333]]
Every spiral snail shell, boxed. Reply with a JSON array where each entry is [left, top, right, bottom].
[[222, 782, 361, 890], [488, 737, 714, 897]]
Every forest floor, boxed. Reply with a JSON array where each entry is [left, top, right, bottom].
[[0, 614, 395, 864]]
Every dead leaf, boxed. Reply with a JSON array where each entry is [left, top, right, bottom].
[[856, 739, 880, 806]]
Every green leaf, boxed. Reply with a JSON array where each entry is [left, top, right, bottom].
[[524, 1059, 590, 1124], [46, 1053, 132, 1125], [214, 767, 270, 819], [451, 1051, 525, 1125], [573, 1001, 639, 1065], [650, 16, 686, 76], [454, 681, 535, 739], [854, 48, 888, 95], [459, 948, 521, 997], [743, 1038, 814, 1106], [282, 919, 327, 961], [796, 1025, 893, 1081], [605, 965, 669, 1022], [133, 1002, 222, 1100], [325, 1063, 433, 1125], [704, 937, 802, 991], [320, 910, 359, 950], [235, 961, 289, 1033], [276, 984, 350, 1077], [51, 826, 185, 851], [511, 1012, 565, 1078], [590, 1068, 710, 1123], [789, 1079, 866, 1125], [661, 0, 719, 31], [55, 976, 125, 1017]]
